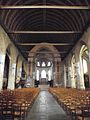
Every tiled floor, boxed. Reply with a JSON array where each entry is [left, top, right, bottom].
[[26, 90, 68, 120]]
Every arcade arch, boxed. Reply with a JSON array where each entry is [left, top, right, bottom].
[[79, 45, 89, 88]]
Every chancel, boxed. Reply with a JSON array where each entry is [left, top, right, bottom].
[[0, 0, 90, 120]]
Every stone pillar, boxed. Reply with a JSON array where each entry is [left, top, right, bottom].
[[30, 58, 33, 77], [55, 59, 58, 85], [57, 62, 59, 83], [64, 65, 67, 87], [87, 40, 90, 87], [28, 62, 30, 76], [8, 61, 16, 89], [76, 62, 81, 89], [24, 63, 28, 78], [39, 69, 41, 82], [0, 54, 5, 90], [46, 69, 48, 81], [68, 66, 72, 87], [17, 60, 22, 78], [29, 58, 34, 87], [17, 67, 22, 78], [68, 65, 77, 88], [76, 61, 85, 89], [57, 61, 61, 84], [71, 66, 76, 88]]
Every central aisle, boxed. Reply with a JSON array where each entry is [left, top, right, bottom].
[[26, 90, 67, 120]]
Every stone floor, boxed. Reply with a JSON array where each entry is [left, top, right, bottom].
[[26, 90, 68, 120]]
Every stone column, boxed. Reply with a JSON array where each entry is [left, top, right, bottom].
[[58, 61, 63, 82], [76, 62, 81, 89], [8, 61, 16, 89], [64, 65, 67, 87], [54, 59, 57, 85], [55, 59, 58, 85], [87, 39, 90, 87], [0, 54, 5, 90], [68, 66, 72, 87], [17, 60, 22, 78], [46, 69, 48, 81], [39, 69, 41, 82], [28, 62, 30, 76], [71, 66, 76, 88], [76, 61, 85, 89], [24, 63, 28, 77], [30, 58, 33, 77], [57, 61, 60, 84], [29, 58, 34, 87]]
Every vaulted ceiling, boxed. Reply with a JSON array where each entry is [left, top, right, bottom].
[[0, 0, 90, 61]]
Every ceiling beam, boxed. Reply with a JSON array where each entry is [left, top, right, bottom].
[[28, 56, 61, 58], [17, 43, 73, 46], [22, 51, 67, 54], [8, 31, 81, 34], [0, 5, 89, 10]]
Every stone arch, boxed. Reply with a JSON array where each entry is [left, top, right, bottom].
[[29, 43, 61, 61], [79, 45, 89, 89], [28, 43, 61, 87]]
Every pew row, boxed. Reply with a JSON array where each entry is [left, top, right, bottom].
[[0, 88, 40, 120], [49, 87, 90, 120]]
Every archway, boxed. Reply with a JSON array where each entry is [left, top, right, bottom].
[[28, 43, 61, 87], [80, 45, 89, 89]]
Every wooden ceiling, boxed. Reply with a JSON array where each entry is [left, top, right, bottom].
[[0, 0, 90, 60]]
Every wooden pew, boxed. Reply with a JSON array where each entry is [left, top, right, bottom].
[[49, 87, 90, 120], [0, 88, 40, 120]]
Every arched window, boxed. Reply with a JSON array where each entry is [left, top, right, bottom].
[[42, 62, 46, 67], [47, 62, 51, 66], [37, 62, 40, 66], [41, 70, 46, 78]]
